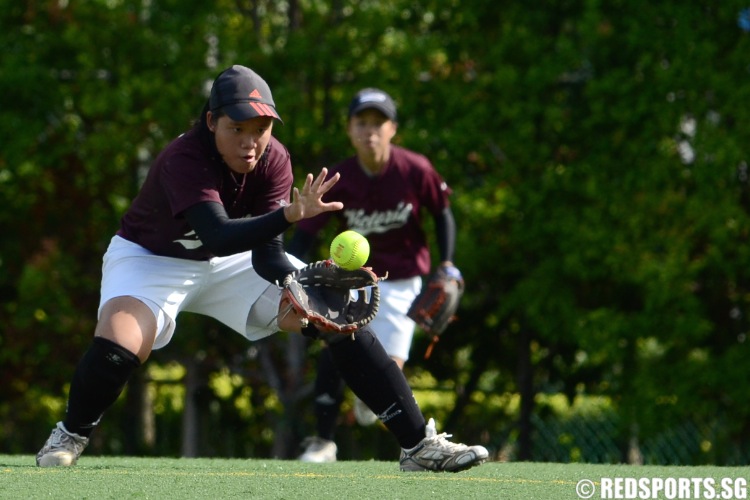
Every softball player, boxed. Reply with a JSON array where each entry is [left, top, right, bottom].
[[289, 88, 461, 463], [36, 67, 486, 473]]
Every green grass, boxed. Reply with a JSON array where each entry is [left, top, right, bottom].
[[2, 455, 749, 499]]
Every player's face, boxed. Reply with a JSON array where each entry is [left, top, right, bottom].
[[347, 109, 397, 165], [207, 112, 274, 174]]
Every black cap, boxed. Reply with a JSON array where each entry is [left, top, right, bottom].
[[348, 88, 397, 121], [209, 65, 282, 122]]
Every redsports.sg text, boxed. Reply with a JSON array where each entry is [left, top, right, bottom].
[[576, 477, 748, 499]]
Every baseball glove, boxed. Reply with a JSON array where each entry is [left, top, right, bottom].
[[407, 265, 465, 359], [281, 260, 381, 335]]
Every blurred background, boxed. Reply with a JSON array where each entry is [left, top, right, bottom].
[[2, 0, 750, 465]]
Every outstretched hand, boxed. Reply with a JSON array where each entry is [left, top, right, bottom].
[[283, 168, 343, 223]]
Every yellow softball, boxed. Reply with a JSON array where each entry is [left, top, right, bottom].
[[330, 230, 370, 270]]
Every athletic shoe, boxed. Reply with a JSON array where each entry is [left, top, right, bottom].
[[353, 397, 379, 426], [36, 422, 89, 467], [298, 436, 337, 463], [400, 418, 488, 472]]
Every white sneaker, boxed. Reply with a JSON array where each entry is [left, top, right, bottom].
[[36, 422, 89, 467], [298, 436, 337, 463], [353, 397, 378, 426], [400, 418, 488, 472]]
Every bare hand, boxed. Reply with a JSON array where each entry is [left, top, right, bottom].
[[283, 168, 343, 223]]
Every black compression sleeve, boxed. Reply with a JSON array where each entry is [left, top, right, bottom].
[[434, 206, 457, 263], [286, 229, 316, 260], [184, 201, 292, 257], [64, 337, 141, 437], [252, 234, 299, 284]]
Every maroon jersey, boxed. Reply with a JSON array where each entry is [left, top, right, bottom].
[[118, 127, 293, 260], [297, 145, 450, 279]]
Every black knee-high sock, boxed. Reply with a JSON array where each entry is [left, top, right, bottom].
[[326, 327, 425, 449], [314, 347, 345, 440], [63, 337, 141, 437]]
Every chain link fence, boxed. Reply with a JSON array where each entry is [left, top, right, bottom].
[[514, 413, 750, 465]]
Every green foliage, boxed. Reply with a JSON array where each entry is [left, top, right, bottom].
[[3, 0, 750, 463]]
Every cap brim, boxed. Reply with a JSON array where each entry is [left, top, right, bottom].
[[349, 103, 396, 121], [224, 102, 283, 123]]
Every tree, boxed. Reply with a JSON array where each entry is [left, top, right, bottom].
[[3, 0, 750, 464]]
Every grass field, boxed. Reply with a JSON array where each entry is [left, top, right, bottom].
[[2, 455, 749, 499]]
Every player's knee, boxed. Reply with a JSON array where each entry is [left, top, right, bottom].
[[95, 296, 157, 362]]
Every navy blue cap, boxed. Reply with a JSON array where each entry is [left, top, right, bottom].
[[348, 88, 397, 121]]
